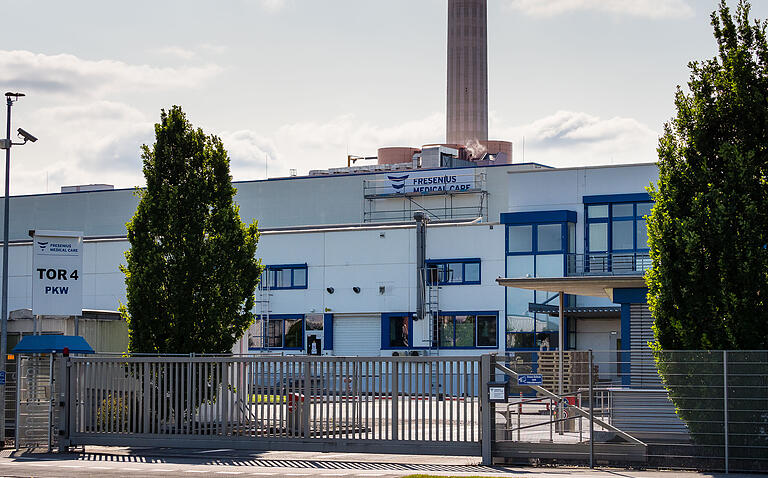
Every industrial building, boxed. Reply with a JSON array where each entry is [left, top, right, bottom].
[[1, 2, 659, 437], [0, 160, 657, 379]]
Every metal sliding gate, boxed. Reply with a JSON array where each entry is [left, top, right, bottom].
[[63, 356, 482, 455]]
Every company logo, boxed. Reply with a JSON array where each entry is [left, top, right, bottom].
[[36, 240, 79, 256], [388, 174, 409, 193]]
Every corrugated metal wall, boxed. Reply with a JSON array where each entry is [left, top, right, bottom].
[[629, 303, 661, 388]]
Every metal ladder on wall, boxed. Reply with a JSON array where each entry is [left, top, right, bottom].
[[255, 270, 272, 352], [426, 284, 440, 353], [427, 284, 443, 395]]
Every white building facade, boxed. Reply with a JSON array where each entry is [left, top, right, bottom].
[[0, 162, 658, 370]]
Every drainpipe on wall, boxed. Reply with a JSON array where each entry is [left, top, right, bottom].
[[414, 212, 428, 322]]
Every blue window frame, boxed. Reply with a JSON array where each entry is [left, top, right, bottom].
[[425, 258, 481, 285], [585, 202, 652, 253], [264, 263, 308, 290], [502, 210, 577, 351], [248, 314, 304, 350], [584, 195, 653, 274], [381, 313, 412, 349], [438, 312, 498, 348]]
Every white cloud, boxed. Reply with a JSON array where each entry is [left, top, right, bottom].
[[492, 110, 658, 166], [270, 113, 444, 175], [217, 110, 656, 181], [0, 50, 222, 96], [502, 0, 694, 19], [16, 101, 154, 193], [219, 130, 281, 181], [157, 46, 197, 60]]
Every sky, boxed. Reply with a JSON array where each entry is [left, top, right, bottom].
[[1, 0, 767, 195]]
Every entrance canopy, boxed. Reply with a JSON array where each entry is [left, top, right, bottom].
[[496, 276, 646, 300], [12, 335, 95, 354]]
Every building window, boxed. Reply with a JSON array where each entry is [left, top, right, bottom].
[[502, 211, 577, 351], [586, 201, 652, 253], [248, 315, 304, 350], [389, 315, 409, 347], [582, 195, 654, 273], [264, 264, 308, 290], [438, 313, 497, 348], [507, 225, 533, 253], [426, 259, 481, 285]]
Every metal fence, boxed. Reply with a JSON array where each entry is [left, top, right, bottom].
[[493, 350, 768, 473], [65, 355, 482, 455], [566, 253, 651, 276]]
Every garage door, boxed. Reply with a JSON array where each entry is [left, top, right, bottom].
[[332, 314, 381, 357]]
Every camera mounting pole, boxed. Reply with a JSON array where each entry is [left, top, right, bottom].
[[1, 91, 35, 447]]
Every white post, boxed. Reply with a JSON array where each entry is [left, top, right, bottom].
[[723, 350, 729, 474]]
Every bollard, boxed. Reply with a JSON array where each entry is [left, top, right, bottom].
[[286, 392, 305, 437]]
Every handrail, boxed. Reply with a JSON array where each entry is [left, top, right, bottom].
[[494, 362, 647, 447]]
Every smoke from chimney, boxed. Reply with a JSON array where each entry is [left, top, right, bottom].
[[465, 139, 487, 160]]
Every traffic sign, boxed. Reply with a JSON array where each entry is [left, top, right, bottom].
[[517, 373, 543, 386], [32, 231, 83, 316]]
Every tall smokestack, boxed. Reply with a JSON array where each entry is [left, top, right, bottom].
[[446, 0, 488, 146]]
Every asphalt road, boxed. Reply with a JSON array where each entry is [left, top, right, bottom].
[[0, 447, 762, 478]]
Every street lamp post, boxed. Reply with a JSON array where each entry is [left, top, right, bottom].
[[0, 92, 36, 447]]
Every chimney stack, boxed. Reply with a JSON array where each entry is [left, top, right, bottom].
[[446, 0, 488, 146]]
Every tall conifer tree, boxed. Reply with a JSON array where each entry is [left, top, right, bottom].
[[648, 0, 768, 350], [121, 106, 262, 354]]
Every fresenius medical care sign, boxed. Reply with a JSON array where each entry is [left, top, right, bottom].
[[384, 169, 475, 195], [32, 230, 83, 316]]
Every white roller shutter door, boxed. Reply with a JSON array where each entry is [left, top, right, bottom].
[[333, 314, 381, 357]]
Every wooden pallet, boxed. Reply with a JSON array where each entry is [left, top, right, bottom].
[[536, 351, 598, 394]]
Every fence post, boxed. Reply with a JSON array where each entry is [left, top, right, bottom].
[[143, 361, 150, 434], [589, 349, 594, 469], [302, 360, 311, 438], [222, 361, 229, 437], [723, 350, 729, 474], [481, 353, 493, 466], [392, 360, 399, 440], [58, 357, 70, 452]]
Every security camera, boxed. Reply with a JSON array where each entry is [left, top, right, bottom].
[[17, 128, 37, 143]]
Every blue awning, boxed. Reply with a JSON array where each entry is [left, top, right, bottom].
[[12, 335, 95, 354]]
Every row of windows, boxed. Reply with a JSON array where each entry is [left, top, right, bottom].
[[507, 223, 574, 254], [387, 314, 497, 348], [249, 313, 499, 350], [263, 264, 308, 290], [263, 260, 483, 290], [425, 259, 481, 285]]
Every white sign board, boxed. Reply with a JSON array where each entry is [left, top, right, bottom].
[[383, 169, 475, 195], [32, 231, 83, 316]]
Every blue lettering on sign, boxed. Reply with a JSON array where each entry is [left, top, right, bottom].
[[517, 374, 543, 385], [0, 370, 5, 385], [44, 286, 69, 295]]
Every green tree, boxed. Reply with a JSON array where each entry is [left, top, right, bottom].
[[647, 0, 768, 351], [121, 106, 262, 354], [647, 2, 768, 461]]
